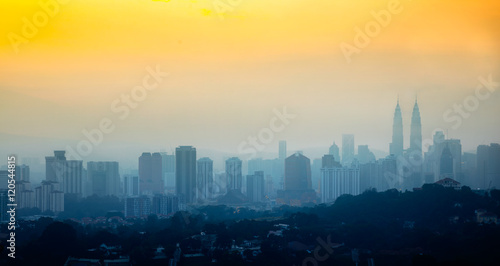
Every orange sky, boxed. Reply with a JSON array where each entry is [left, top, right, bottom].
[[0, 0, 499, 163]]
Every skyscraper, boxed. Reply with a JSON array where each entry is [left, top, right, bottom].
[[406, 98, 423, 189], [322, 154, 340, 169], [45, 150, 66, 182], [358, 145, 376, 164], [410, 98, 422, 157], [176, 146, 197, 204], [279, 140, 287, 161], [161, 152, 176, 193], [439, 145, 454, 178], [278, 152, 316, 205], [139, 152, 164, 195], [284, 153, 312, 191], [197, 157, 213, 200], [247, 171, 264, 202], [226, 157, 243, 192], [63, 160, 83, 195], [328, 142, 340, 162], [45, 151, 82, 196], [151, 152, 164, 193], [342, 134, 355, 165], [123, 175, 139, 196], [124, 196, 151, 217], [477, 143, 500, 189], [390, 98, 404, 157], [321, 166, 360, 203], [139, 152, 152, 194], [87, 161, 120, 196]]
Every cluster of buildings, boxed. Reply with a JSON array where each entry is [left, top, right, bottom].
[[2, 98, 500, 221]]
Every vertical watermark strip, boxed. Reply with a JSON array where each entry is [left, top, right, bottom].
[[6, 155, 17, 258]]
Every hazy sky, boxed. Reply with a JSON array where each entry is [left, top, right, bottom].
[[1, 0, 499, 165]]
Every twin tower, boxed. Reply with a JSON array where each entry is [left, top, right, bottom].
[[390, 98, 422, 158]]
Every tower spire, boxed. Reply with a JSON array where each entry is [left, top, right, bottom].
[[390, 97, 403, 157]]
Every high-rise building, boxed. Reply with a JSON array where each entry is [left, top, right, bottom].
[[176, 146, 197, 204], [226, 157, 242, 192], [19, 189, 35, 209], [359, 162, 378, 192], [197, 157, 213, 200], [446, 139, 463, 181], [328, 142, 340, 163], [279, 141, 287, 161], [152, 195, 179, 215], [139, 152, 152, 194], [424, 133, 462, 182], [139, 152, 164, 195], [248, 158, 283, 194], [45, 150, 66, 182], [63, 160, 83, 195], [342, 134, 355, 165], [311, 158, 322, 191], [35, 181, 63, 213], [161, 153, 176, 193], [16, 164, 30, 182], [45, 151, 83, 196], [462, 152, 477, 188], [410, 98, 422, 157], [277, 153, 316, 206], [358, 145, 376, 164], [285, 153, 312, 191], [379, 155, 398, 191], [322, 154, 340, 168], [439, 145, 454, 178], [124, 196, 151, 217], [477, 143, 500, 189], [407, 98, 423, 189], [87, 161, 120, 196], [123, 175, 139, 196], [50, 190, 64, 213], [321, 166, 360, 203], [247, 171, 264, 202], [390, 98, 404, 157]]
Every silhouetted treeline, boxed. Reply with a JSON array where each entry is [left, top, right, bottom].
[[3, 186, 500, 265]]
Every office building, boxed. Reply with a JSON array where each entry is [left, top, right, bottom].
[[226, 157, 242, 192], [197, 157, 213, 200], [176, 146, 197, 204], [87, 161, 120, 196], [342, 134, 355, 165], [247, 171, 264, 202]]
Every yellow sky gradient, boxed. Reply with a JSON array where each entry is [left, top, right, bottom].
[[0, 0, 499, 160]]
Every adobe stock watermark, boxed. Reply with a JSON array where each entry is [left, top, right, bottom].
[[340, 0, 408, 64], [443, 74, 498, 129], [64, 65, 168, 161], [237, 107, 297, 160], [294, 235, 336, 266], [7, 0, 71, 54], [383, 74, 498, 189]]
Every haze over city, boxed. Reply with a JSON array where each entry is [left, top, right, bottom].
[[1, 0, 499, 170], [1, 1, 500, 265]]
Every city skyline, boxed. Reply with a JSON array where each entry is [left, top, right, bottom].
[[1, 1, 499, 264]]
